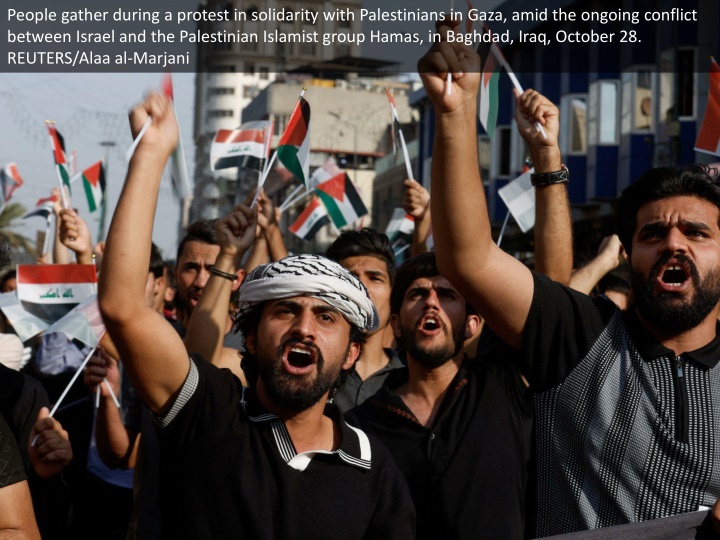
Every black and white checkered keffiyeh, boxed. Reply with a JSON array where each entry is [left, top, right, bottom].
[[237, 254, 378, 332]]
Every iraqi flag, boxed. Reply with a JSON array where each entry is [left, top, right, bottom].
[[46, 123, 71, 192], [276, 95, 310, 189], [315, 173, 368, 229], [695, 58, 720, 155], [289, 197, 330, 241], [0, 163, 24, 203], [385, 208, 415, 243], [80, 161, 106, 213], [478, 31, 502, 140], [23, 196, 56, 221], [16, 264, 97, 323], [211, 121, 271, 171]]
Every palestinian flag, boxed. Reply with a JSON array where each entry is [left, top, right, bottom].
[[695, 58, 720, 155], [0, 162, 23, 202], [315, 173, 368, 229], [478, 33, 502, 140], [81, 161, 106, 213], [385, 89, 415, 181], [308, 158, 343, 190], [16, 264, 97, 323], [385, 208, 415, 243], [46, 122, 71, 193], [276, 95, 310, 189], [211, 121, 271, 171], [289, 197, 330, 241], [45, 295, 105, 348]]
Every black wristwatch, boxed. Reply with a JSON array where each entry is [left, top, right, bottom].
[[530, 165, 569, 187]]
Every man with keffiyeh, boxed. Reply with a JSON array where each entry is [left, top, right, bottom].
[[98, 92, 415, 539]]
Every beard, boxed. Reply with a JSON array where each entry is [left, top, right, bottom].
[[257, 339, 348, 411], [632, 253, 720, 335], [400, 315, 465, 368]]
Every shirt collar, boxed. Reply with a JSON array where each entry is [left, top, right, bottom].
[[240, 387, 372, 471], [624, 309, 720, 368]]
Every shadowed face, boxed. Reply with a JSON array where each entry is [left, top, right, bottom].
[[246, 296, 360, 411], [340, 255, 391, 335], [175, 240, 220, 317], [630, 195, 720, 334], [392, 275, 474, 368]]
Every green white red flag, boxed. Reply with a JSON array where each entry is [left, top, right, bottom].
[[80, 161, 106, 213], [315, 173, 368, 229], [276, 95, 311, 189]]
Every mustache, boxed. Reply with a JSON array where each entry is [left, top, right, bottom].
[[648, 253, 698, 283], [278, 338, 324, 365]]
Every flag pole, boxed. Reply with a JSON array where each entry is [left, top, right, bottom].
[[446, 0, 454, 96], [483, 26, 547, 140], [497, 210, 511, 247], [252, 88, 306, 209], [279, 189, 312, 214], [46, 121, 71, 209], [32, 345, 99, 446], [42, 215, 52, 255], [279, 184, 305, 213]]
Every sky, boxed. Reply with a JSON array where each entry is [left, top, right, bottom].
[[0, 0, 503, 259]]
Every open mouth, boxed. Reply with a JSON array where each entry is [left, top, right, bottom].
[[417, 315, 443, 335], [286, 346, 315, 368], [660, 264, 690, 288]]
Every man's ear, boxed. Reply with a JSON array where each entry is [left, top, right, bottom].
[[231, 269, 246, 292], [244, 330, 257, 355], [390, 314, 402, 340], [464, 315, 481, 340], [342, 342, 361, 370]]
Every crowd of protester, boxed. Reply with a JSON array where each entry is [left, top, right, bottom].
[[2, 17, 720, 540]]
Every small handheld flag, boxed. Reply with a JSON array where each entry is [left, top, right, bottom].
[[386, 89, 414, 182]]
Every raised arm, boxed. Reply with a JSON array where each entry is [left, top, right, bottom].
[[569, 234, 623, 294], [98, 93, 187, 413], [51, 189, 69, 265], [257, 190, 288, 262], [58, 209, 93, 265], [514, 90, 573, 284], [419, 19, 536, 348], [402, 179, 432, 256], [184, 205, 256, 369]]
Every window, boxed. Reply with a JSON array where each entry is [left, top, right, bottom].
[[588, 80, 619, 145], [212, 64, 235, 73], [259, 67, 269, 80], [208, 110, 234, 118], [560, 94, 587, 155], [243, 86, 257, 99], [208, 87, 235, 96], [245, 62, 255, 74], [621, 68, 653, 135]]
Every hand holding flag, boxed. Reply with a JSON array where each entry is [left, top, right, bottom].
[[417, 17, 480, 113], [513, 89, 561, 165], [128, 93, 179, 162]]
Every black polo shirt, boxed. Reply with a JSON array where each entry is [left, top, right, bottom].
[[154, 354, 415, 539], [346, 336, 533, 540]]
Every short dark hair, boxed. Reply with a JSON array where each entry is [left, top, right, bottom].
[[176, 220, 218, 262], [0, 269, 15, 290], [235, 301, 366, 389], [391, 252, 476, 316], [326, 228, 396, 285], [149, 243, 165, 279], [615, 165, 720, 256]]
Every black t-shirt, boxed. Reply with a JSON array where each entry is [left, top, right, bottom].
[[0, 411, 25, 487], [154, 355, 415, 539], [346, 335, 533, 540]]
